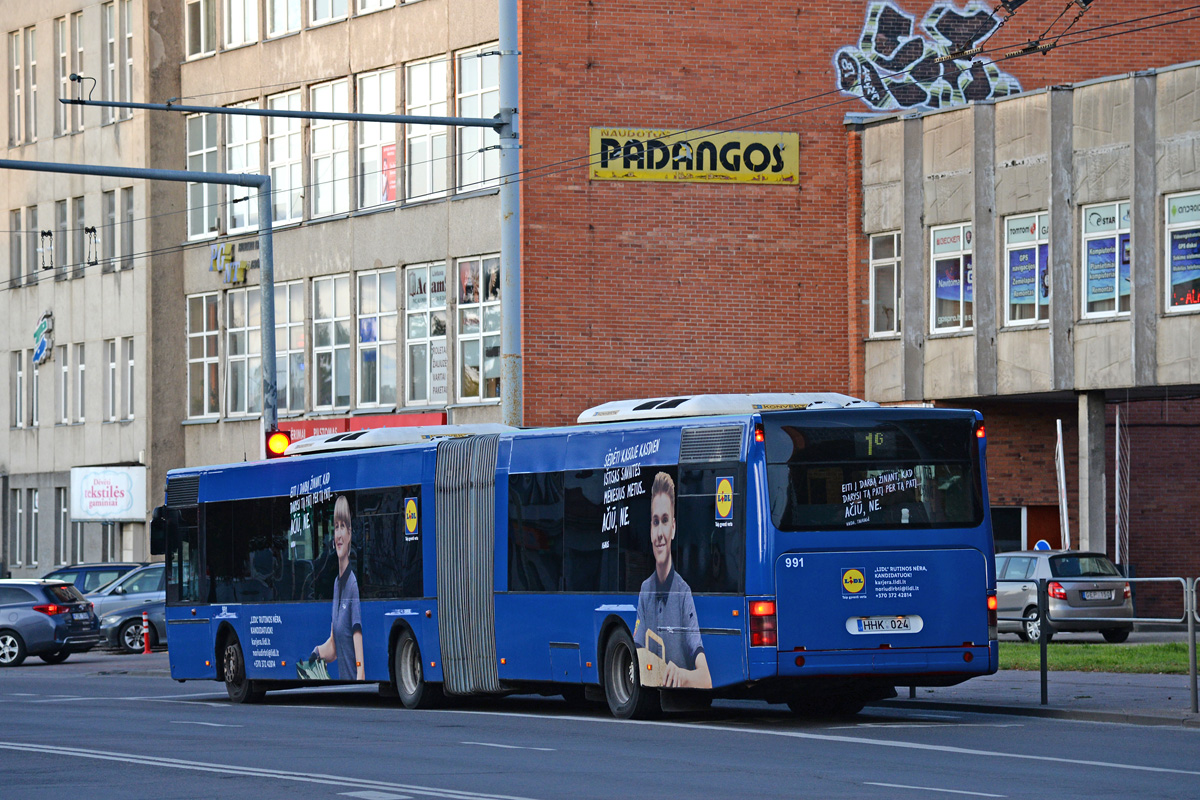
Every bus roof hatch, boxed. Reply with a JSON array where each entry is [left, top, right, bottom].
[[576, 393, 877, 424]]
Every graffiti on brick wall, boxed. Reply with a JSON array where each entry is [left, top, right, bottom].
[[835, 1, 1022, 112]]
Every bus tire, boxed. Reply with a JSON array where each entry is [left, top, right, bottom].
[[223, 636, 265, 704], [602, 627, 659, 720], [394, 629, 443, 709]]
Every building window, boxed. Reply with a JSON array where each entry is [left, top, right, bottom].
[[268, 0, 301, 37], [71, 196, 86, 278], [226, 0, 258, 47], [186, 0, 215, 57], [357, 0, 395, 13], [124, 337, 135, 419], [9, 209, 21, 288], [1081, 201, 1130, 318], [187, 113, 219, 238], [75, 342, 86, 422], [105, 339, 117, 421], [187, 293, 220, 417], [869, 232, 900, 337], [102, 190, 116, 271], [25, 205, 38, 282], [226, 286, 262, 416], [58, 344, 68, 424], [55, 488, 68, 566], [226, 104, 261, 233], [8, 32, 22, 146], [12, 351, 24, 428], [30, 354, 39, 428], [28, 489, 39, 567], [357, 69, 397, 209], [456, 45, 500, 192], [406, 57, 447, 202], [311, 0, 348, 26], [274, 280, 306, 412], [102, 2, 116, 123], [357, 268, 397, 407], [1004, 212, 1050, 325], [11, 490, 23, 566], [405, 263, 447, 405], [120, 0, 132, 115], [313, 275, 351, 409], [25, 27, 36, 142], [310, 79, 350, 217], [457, 255, 500, 402], [71, 12, 84, 131], [121, 187, 134, 269], [1166, 190, 1200, 312], [55, 199, 68, 279], [930, 223, 973, 333], [54, 18, 68, 134], [268, 91, 302, 225], [72, 521, 84, 563]]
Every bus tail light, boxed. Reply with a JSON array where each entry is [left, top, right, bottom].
[[987, 593, 997, 639], [750, 599, 777, 647], [33, 604, 68, 616], [1048, 581, 1067, 600], [754, 423, 765, 443]]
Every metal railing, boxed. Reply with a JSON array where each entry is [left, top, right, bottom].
[[996, 576, 1198, 712]]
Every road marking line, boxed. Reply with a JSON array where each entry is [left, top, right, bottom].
[[169, 721, 244, 728], [462, 742, 556, 752], [830, 723, 1024, 730], [865, 782, 1005, 797], [341, 792, 413, 800], [0, 741, 540, 800]]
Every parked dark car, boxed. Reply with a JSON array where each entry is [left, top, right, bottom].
[[996, 550, 1134, 642], [100, 599, 166, 654], [86, 563, 165, 619], [0, 580, 103, 666], [42, 562, 144, 594]]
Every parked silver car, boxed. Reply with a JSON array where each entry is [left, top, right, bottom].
[[86, 563, 165, 619], [995, 550, 1134, 642], [100, 599, 166, 654], [0, 580, 102, 666]]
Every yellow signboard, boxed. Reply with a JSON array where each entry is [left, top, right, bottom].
[[589, 127, 799, 185]]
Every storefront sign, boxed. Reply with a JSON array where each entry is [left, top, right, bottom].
[[210, 241, 259, 285], [71, 466, 147, 522], [279, 412, 449, 443], [589, 128, 799, 184]]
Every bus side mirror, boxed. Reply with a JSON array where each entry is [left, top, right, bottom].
[[150, 506, 172, 556]]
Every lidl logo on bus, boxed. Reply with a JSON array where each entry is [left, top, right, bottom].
[[715, 477, 734, 520], [405, 498, 419, 535], [842, 568, 866, 596]]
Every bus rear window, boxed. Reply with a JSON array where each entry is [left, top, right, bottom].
[[764, 412, 984, 532]]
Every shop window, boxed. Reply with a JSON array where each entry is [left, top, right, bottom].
[[930, 223, 972, 332]]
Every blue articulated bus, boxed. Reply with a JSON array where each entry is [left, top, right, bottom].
[[155, 393, 998, 718]]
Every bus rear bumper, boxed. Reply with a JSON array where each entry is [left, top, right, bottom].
[[774, 645, 994, 677]]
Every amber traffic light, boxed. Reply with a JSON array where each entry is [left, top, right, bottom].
[[266, 429, 291, 458]]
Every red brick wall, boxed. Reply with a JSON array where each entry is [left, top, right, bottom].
[[519, 1, 1200, 426]]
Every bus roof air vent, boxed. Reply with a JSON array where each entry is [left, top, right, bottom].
[[576, 393, 877, 424], [285, 423, 518, 456]]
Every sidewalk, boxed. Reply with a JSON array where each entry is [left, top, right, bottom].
[[875, 669, 1200, 727]]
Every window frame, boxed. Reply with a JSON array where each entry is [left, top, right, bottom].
[[102, 190, 116, 271], [310, 79, 350, 218], [225, 286, 263, 417], [9, 208, 21, 287], [356, 267, 397, 408], [58, 344, 69, 424], [455, 44, 500, 192], [357, 68, 397, 210], [187, 113, 219, 239], [1080, 201, 1131, 319], [312, 274, 352, 410], [12, 350, 25, 428], [28, 488, 39, 568], [404, 262, 448, 406], [71, 12, 84, 131], [456, 254, 501, 403], [105, 338, 117, 422], [75, 342, 86, 422], [120, 186, 134, 269], [11, 489, 23, 566], [226, 102, 261, 234], [24, 26, 36, 143], [267, 90, 303, 225], [1165, 190, 1200, 313], [187, 292, 221, 418], [310, 0, 348, 27], [102, 2, 116, 123], [124, 336, 135, 419], [868, 231, 900, 337], [30, 352, 39, 428], [274, 279, 306, 412], [225, 0, 259, 48], [10, 31, 23, 146], [929, 222, 973, 333], [405, 56, 448, 202], [267, 0, 301, 38], [54, 17, 68, 135], [1003, 212, 1050, 326], [55, 487, 69, 566], [186, 0, 216, 58]]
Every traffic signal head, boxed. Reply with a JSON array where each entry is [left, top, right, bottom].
[[266, 429, 291, 458]]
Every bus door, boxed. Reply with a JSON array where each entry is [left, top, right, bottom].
[[434, 434, 503, 695]]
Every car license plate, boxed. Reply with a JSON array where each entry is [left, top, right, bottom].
[[1083, 590, 1113, 601], [72, 612, 90, 621], [846, 614, 924, 634]]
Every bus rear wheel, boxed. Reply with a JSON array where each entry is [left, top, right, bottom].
[[393, 629, 443, 709], [603, 627, 658, 720], [223, 637, 265, 704]]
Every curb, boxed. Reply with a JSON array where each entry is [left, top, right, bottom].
[[872, 698, 1200, 728]]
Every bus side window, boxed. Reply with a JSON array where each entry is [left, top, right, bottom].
[[508, 472, 564, 592]]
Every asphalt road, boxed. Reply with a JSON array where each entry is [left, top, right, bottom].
[[2, 650, 1199, 800]]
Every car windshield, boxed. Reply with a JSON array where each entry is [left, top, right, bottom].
[[1049, 554, 1121, 578]]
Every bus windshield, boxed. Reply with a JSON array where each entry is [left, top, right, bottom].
[[764, 412, 984, 532]]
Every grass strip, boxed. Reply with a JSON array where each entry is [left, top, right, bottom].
[[999, 641, 1195, 673]]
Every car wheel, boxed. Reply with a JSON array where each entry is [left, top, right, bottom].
[[119, 619, 146, 654], [0, 630, 26, 667], [602, 627, 659, 720], [39, 650, 70, 664], [223, 636, 265, 704], [1101, 628, 1130, 644], [392, 629, 442, 709], [1022, 606, 1054, 642]]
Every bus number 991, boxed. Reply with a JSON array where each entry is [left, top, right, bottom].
[[784, 556, 804, 568]]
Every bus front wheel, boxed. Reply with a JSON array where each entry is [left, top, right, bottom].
[[393, 629, 443, 709], [223, 637, 265, 704], [603, 627, 658, 720]]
